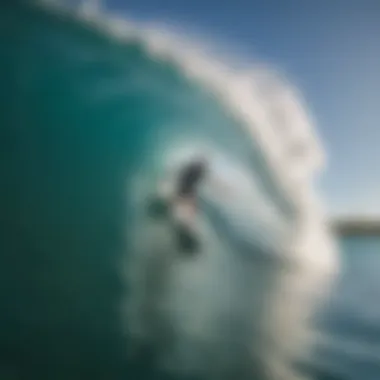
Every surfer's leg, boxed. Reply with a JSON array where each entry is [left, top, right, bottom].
[[171, 197, 200, 253]]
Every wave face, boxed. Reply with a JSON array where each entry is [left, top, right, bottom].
[[0, 2, 338, 380]]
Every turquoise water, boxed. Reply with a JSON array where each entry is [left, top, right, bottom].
[[1, 2, 377, 380], [313, 236, 380, 380]]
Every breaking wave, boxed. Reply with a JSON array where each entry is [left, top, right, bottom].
[[1, 1, 339, 379]]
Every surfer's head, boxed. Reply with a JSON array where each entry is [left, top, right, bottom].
[[191, 151, 210, 171]]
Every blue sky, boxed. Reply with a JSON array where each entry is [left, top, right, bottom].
[[108, 0, 380, 217]]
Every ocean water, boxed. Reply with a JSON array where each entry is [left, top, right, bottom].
[[1, 2, 374, 380], [313, 236, 380, 380]]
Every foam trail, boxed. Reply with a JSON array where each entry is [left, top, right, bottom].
[[36, 1, 339, 379]]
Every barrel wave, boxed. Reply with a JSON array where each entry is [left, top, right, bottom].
[[0, 2, 338, 380]]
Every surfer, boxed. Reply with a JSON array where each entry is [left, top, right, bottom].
[[147, 155, 210, 254], [148, 151, 235, 254]]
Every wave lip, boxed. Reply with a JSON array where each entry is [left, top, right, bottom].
[[38, 0, 325, 211]]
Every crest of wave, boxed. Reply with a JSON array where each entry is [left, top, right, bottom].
[[39, 1, 339, 379]]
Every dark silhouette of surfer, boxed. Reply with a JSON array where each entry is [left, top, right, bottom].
[[177, 157, 208, 198], [147, 153, 234, 254], [147, 156, 209, 254]]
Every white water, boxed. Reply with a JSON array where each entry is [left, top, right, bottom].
[[37, 1, 339, 379]]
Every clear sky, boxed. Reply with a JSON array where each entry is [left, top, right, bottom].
[[107, 0, 380, 217]]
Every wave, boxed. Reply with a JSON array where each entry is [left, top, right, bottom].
[[12, 1, 339, 379]]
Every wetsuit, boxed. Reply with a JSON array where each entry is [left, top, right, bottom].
[[148, 159, 207, 254], [148, 159, 207, 217], [176, 159, 207, 198]]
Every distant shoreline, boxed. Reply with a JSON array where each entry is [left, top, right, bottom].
[[330, 218, 380, 236]]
